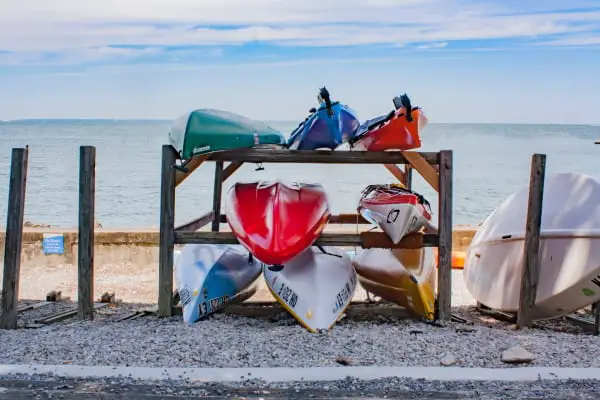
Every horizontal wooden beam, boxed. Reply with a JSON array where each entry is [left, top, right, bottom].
[[216, 213, 372, 224], [205, 149, 439, 164], [174, 231, 438, 248], [175, 211, 214, 233]]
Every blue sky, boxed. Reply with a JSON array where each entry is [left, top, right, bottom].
[[1, 0, 599, 124]]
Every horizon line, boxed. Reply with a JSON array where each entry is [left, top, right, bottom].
[[1, 118, 598, 127]]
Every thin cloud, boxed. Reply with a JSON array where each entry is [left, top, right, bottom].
[[1, 0, 599, 66]]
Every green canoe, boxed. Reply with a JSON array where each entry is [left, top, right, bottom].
[[168, 109, 286, 160]]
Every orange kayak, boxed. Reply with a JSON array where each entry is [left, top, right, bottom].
[[349, 94, 428, 151], [433, 249, 465, 270]]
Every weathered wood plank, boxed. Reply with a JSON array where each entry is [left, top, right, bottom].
[[158, 145, 177, 317], [0, 147, 29, 330], [223, 161, 243, 181], [175, 154, 210, 187], [207, 149, 439, 164], [175, 211, 214, 233], [383, 164, 406, 185], [212, 161, 224, 232], [436, 150, 453, 321], [517, 153, 546, 329], [403, 151, 440, 192], [78, 146, 96, 321], [216, 213, 371, 224], [175, 230, 438, 248]]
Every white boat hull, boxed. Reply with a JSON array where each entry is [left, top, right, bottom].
[[465, 236, 600, 319], [464, 172, 600, 320], [359, 202, 429, 244], [263, 246, 357, 333], [174, 244, 263, 324]]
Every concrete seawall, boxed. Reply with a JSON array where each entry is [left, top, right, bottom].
[[0, 225, 478, 267], [0, 225, 478, 304]]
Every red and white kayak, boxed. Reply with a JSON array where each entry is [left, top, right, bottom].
[[225, 181, 330, 266], [358, 184, 432, 244]]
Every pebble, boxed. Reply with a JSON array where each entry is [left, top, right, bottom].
[[440, 354, 458, 366], [501, 345, 535, 364], [0, 309, 598, 368]]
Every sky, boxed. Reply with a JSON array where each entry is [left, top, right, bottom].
[[0, 0, 599, 124]]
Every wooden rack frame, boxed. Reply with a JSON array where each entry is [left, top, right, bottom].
[[158, 146, 454, 321]]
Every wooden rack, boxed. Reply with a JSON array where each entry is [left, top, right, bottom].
[[158, 146, 454, 321]]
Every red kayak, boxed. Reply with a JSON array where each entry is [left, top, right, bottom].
[[350, 93, 428, 151], [225, 181, 331, 265]]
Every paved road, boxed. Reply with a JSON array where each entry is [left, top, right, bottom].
[[2, 377, 600, 399]]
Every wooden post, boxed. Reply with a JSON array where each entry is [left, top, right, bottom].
[[0, 147, 29, 330], [405, 165, 413, 190], [211, 161, 224, 232], [517, 153, 546, 329], [436, 150, 453, 321], [593, 301, 599, 336], [78, 146, 96, 320], [158, 145, 176, 317]]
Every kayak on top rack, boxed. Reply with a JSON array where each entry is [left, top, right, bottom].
[[167, 108, 286, 160], [286, 87, 361, 151], [349, 93, 428, 152]]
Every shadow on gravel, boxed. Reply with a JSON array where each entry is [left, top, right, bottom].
[[1, 378, 600, 400]]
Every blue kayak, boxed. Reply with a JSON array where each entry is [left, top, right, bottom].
[[287, 87, 360, 150]]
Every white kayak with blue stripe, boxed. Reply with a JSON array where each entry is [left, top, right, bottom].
[[174, 243, 263, 324]]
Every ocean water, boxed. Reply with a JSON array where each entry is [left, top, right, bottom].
[[0, 119, 599, 229]]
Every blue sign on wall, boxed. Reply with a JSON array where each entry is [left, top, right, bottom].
[[43, 233, 64, 255]]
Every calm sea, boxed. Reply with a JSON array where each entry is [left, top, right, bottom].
[[0, 120, 599, 229]]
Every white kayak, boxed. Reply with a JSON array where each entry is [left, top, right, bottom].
[[358, 184, 432, 244], [352, 247, 437, 320], [263, 246, 357, 333], [464, 172, 600, 320], [174, 243, 263, 324]]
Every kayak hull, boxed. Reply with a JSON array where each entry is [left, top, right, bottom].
[[353, 247, 437, 320], [351, 107, 427, 152], [287, 89, 360, 150], [358, 184, 432, 244], [168, 108, 286, 159], [225, 181, 331, 265], [174, 243, 263, 324], [263, 246, 357, 332], [464, 172, 600, 320]]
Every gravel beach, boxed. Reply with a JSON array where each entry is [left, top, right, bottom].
[[1, 301, 599, 369]]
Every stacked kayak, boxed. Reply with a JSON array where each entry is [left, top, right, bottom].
[[287, 87, 360, 150], [358, 183, 432, 244], [224, 180, 359, 332], [174, 243, 263, 324], [353, 182, 436, 320], [168, 108, 286, 160], [263, 246, 357, 332], [167, 88, 438, 330], [349, 94, 428, 152], [225, 181, 331, 266], [353, 247, 436, 320]]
